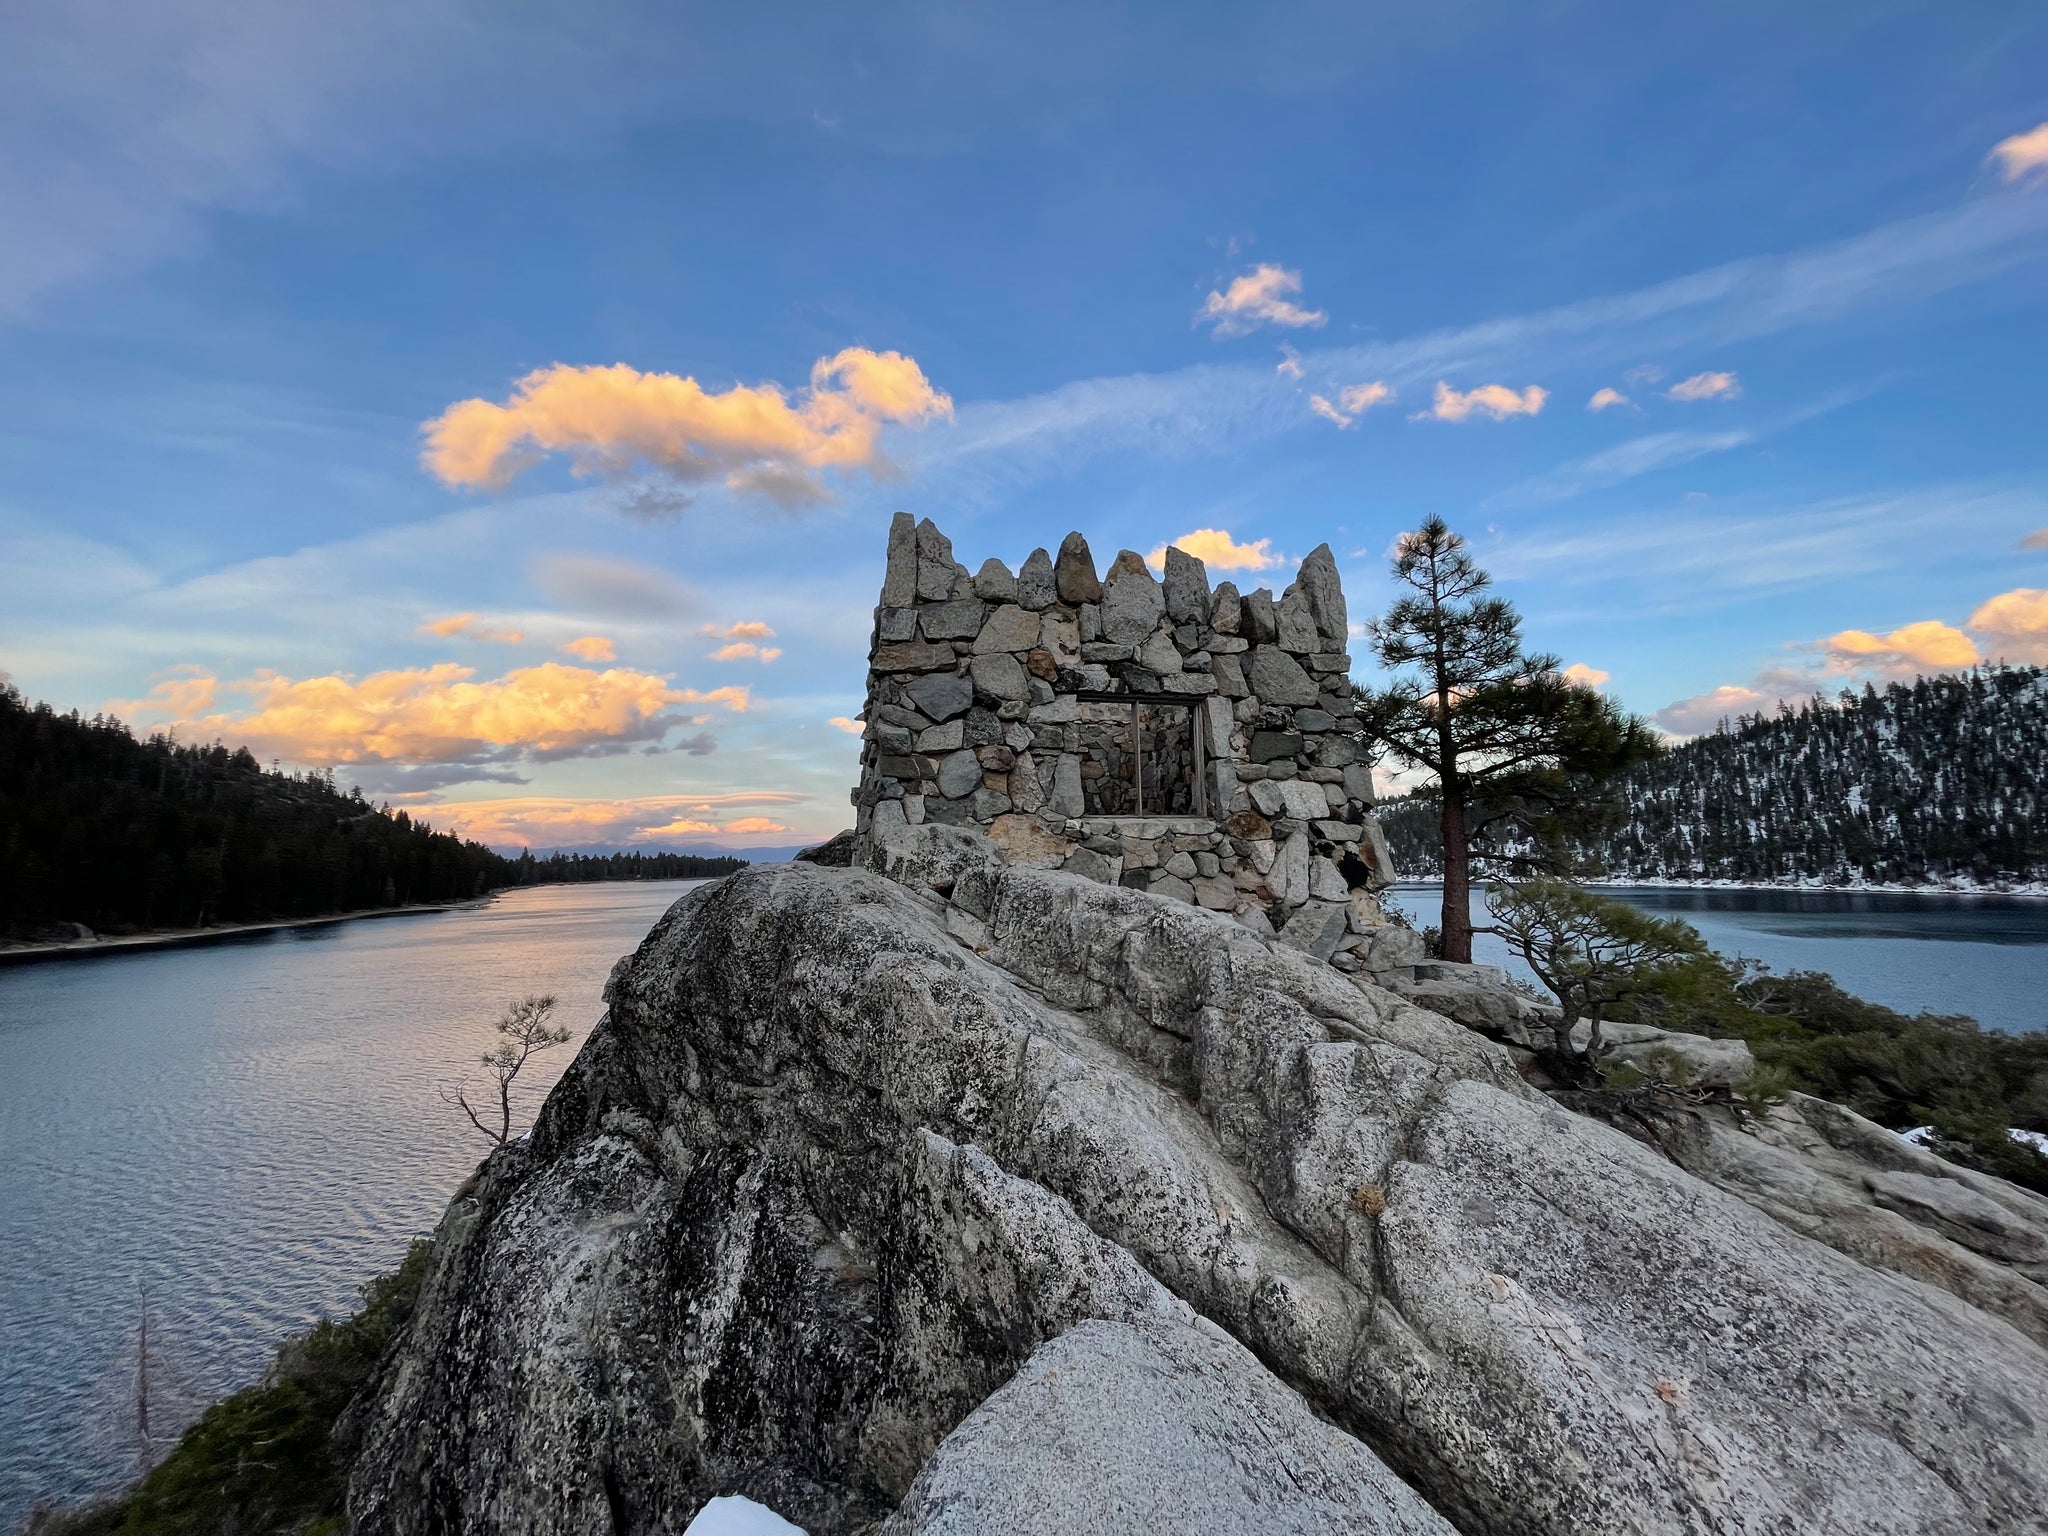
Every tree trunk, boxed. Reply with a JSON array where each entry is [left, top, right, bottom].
[[1439, 790, 1472, 962]]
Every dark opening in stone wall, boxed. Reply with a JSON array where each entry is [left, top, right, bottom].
[[1077, 699, 1197, 816]]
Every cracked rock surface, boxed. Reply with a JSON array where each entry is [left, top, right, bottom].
[[347, 831, 2048, 1534]]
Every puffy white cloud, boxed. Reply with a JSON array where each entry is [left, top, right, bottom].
[[1562, 663, 1610, 688], [1825, 620, 1980, 673], [1668, 371, 1741, 402], [422, 347, 953, 506], [1990, 121, 2048, 182], [1196, 264, 1327, 337], [1651, 684, 1771, 736], [1586, 387, 1630, 412], [1427, 381, 1547, 422], [1144, 528, 1283, 573], [1309, 380, 1393, 428], [419, 612, 524, 643], [560, 635, 615, 662], [1968, 587, 2048, 663]]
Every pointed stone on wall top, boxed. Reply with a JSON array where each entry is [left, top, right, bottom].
[[1055, 532, 1102, 604], [1294, 542, 1348, 648], [881, 512, 918, 606], [1100, 550, 1165, 645], [1162, 546, 1211, 625], [973, 557, 1018, 603], [1017, 548, 1058, 610], [915, 518, 957, 602]]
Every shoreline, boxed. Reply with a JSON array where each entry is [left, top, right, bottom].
[[1393, 876, 2048, 899], [0, 898, 494, 966]]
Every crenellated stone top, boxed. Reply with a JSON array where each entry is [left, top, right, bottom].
[[852, 513, 1408, 968]]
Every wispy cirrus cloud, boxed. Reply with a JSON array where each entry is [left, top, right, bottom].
[[1668, 370, 1741, 401], [1197, 264, 1327, 337], [912, 187, 2048, 500], [423, 349, 953, 507], [420, 612, 524, 644]]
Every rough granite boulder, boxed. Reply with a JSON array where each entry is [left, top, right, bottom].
[[347, 834, 2048, 1536]]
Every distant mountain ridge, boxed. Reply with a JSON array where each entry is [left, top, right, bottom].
[[1379, 664, 2048, 887]]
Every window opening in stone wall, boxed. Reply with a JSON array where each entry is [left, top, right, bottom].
[[1075, 697, 1204, 817]]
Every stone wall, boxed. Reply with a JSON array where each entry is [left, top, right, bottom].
[[853, 513, 1410, 967]]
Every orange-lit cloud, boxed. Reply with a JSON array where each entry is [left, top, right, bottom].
[[710, 642, 783, 663], [2019, 529, 2048, 551], [422, 792, 807, 848], [422, 347, 953, 506], [561, 635, 616, 662], [1427, 381, 1547, 422], [1825, 620, 1980, 674], [1969, 587, 2048, 663], [1651, 684, 1771, 736], [1144, 528, 1283, 573], [1308, 380, 1393, 428], [827, 716, 864, 734], [109, 662, 750, 790], [1990, 122, 2048, 182], [1668, 371, 1741, 402], [1563, 663, 1610, 688], [1587, 387, 1630, 412], [420, 613, 525, 644], [1197, 264, 1327, 337], [703, 620, 777, 640]]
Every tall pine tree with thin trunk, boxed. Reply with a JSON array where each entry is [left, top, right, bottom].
[[1353, 517, 1660, 962]]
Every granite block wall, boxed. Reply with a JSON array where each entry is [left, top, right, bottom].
[[852, 513, 1407, 965]]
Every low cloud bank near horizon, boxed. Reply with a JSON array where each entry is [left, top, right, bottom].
[[108, 660, 749, 792]]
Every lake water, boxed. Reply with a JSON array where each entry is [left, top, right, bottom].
[[1385, 885, 2048, 1035], [0, 881, 703, 1527], [5, 877, 2045, 1527]]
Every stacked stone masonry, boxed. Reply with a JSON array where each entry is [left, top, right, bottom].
[[853, 513, 1412, 966]]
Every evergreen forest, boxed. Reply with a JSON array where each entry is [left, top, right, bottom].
[[0, 685, 747, 942], [1379, 665, 2047, 886]]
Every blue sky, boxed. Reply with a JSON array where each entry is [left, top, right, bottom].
[[3, 1, 2046, 849]]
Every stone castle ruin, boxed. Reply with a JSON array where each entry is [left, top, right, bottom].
[[851, 512, 1417, 969]]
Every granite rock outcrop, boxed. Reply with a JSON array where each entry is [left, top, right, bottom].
[[347, 827, 2048, 1535]]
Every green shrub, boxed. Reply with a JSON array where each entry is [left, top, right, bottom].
[[31, 1240, 432, 1535], [1618, 954, 2048, 1195]]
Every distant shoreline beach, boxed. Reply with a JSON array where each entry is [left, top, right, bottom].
[[0, 898, 492, 966]]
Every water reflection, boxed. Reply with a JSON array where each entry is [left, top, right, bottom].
[[1386, 885, 2048, 1036], [0, 881, 702, 1525]]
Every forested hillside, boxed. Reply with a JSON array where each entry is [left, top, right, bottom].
[[1380, 665, 2048, 886], [0, 685, 745, 942]]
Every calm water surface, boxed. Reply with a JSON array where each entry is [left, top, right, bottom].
[[0, 881, 701, 1526], [1387, 885, 2048, 1034], [6, 877, 2045, 1525]]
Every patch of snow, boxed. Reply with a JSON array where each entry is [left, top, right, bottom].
[[2012, 1129, 2048, 1158], [1895, 1126, 1938, 1148], [684, 1496, 809, 1536]]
